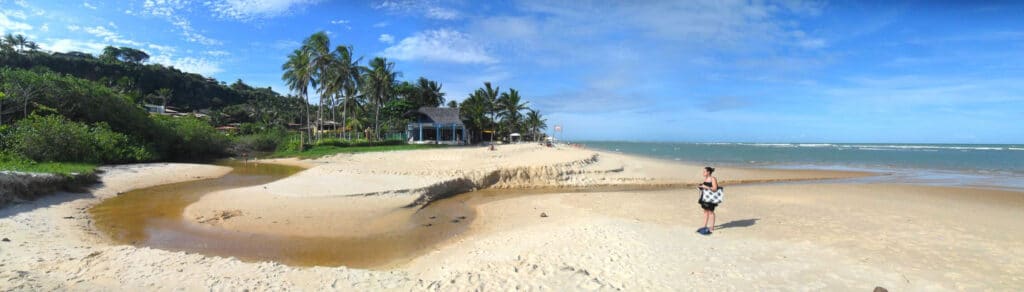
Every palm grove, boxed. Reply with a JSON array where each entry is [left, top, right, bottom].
[[281, 31, 548, 144], [1, 32, 547, 170]]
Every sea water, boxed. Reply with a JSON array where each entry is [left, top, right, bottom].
[[581, 141, 1024, 190]]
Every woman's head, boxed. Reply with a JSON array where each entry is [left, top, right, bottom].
[[703, 166, 715, 176]]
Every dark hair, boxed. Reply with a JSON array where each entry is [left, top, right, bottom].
[[704, 166, 715, 174]]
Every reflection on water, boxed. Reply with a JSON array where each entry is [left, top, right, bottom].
[[89, 160, 475, 269]]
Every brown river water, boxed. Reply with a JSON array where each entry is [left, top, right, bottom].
[[89, 160, 682, 269]]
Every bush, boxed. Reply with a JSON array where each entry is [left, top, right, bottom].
[[151, 115, 229, 161], [231, 129, 288, 153], [5, 115, 153, 163], [277, 137, 307, 152], [90, 122, 156, 163]]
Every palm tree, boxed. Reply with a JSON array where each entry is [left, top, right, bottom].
[[25, 41, 39, 52], [282, 48, 314, 143], [416, 77, 445, 107], [2, 34, 14, 49], [497, 88, 529, 136], [13, 34, 28, 52], [303, 32, 332, 142], [322, 45, 363, 139], [341, 90, 367, 135], [481, 82, 500, 122], [459, 92, 490, 143], [362, 57, 399, 140], [525, 109, 547, 141]]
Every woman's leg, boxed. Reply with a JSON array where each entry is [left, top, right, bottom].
[[709, 211, 716, 232], [702, 210, 710, 227]]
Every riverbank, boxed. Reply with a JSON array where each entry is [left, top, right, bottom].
[[1, 145, 1021, 290]]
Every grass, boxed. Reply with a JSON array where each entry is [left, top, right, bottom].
[[0, 160, 98, 175], [272, 144, 448, 159]]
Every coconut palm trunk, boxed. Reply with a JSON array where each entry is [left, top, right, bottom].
[[342, 93, 349, 139], [332, 95, 338, 138], [374, 100, 380, 141], [304, 93, 312, 144]]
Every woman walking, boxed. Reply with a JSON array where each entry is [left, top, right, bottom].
[[697, 166, 720, 235]]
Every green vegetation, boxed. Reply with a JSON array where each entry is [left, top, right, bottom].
[[0, 31, 548, 176], [272, 143, 445, 159], [459, 82, 548, 142], [1, 39, 265, 110], [4, 115, 153, 163], [0, 152, 96, 175]]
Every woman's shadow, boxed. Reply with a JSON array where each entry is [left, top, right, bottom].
[[715, 218, 759, 230]]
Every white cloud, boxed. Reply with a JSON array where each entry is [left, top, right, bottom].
[[378, 34, 394, 44], [82, 2, 97, 10], [66, 25, 80, 31], [382, 29, 496, 64], [2, 9, 27, 19], [142, 0, 190, 17], [108, 21, 118, 28], [425, 6, 458, 20], [0, 11, 32, 34], [206, 50, 229, 56], [206, 0, 320, 21], [83, 25, 142, 47], [38, 38, 107, 54], [147, 43, 176, 52], [39, 23, 48, 32], [374, 0, 459, 20], [151, 55, 224, 75], [167, 17, 221, 45], [329, 19, 351, 30], [140, 0, 222, 45], [373, 21, 388, 28]]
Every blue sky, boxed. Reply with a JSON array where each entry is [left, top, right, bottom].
[[2, 0, 1022, 143]]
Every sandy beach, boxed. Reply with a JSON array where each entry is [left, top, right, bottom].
[[2, 144, 1022, 290]]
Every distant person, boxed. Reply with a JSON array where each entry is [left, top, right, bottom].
[[696, 166, 721, 235]]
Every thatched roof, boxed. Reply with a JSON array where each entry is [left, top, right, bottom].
[[407, 107, 464, 126]]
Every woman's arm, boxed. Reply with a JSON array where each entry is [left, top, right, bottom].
[[711, 177, 719, 190]]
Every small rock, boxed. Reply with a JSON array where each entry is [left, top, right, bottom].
[[457, 216, 466, 220], [2, 238, 9, 242], [63, 216, 74, 219], [540, 212, 548, 218], [451, 219, 460, 223], [423, 223, 433, 227], [429, 216, 436, 219], [873, 287, 888, 292]]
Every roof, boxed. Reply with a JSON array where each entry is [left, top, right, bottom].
[[407, 107, 464, 126]]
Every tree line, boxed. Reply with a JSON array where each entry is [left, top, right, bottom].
[[1, 31, 552, 170], [281, 31, 547, 144]]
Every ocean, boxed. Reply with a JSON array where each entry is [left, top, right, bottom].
[[581, 141, 1024, 190]]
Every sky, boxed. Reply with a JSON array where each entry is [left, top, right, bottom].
[[2, 0, 1023, 144]]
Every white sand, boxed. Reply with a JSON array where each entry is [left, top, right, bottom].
[[2, 146, 1021, 290]]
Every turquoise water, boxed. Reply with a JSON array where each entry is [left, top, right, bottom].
[[581, 141, 1024, 190]]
